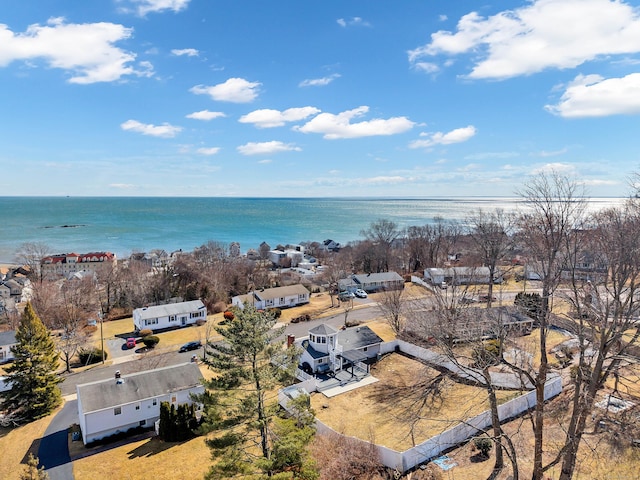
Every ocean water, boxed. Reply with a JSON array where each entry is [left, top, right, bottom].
[[0, 197, 626, 263]]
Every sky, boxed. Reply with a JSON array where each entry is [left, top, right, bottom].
[[1, 0, 640, 197]]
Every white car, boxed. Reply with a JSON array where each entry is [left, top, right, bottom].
[[354, 289, 368, 298]]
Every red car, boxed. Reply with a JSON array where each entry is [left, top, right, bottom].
[[126, 337, 136, 349]]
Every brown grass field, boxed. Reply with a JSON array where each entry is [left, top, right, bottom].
[[311, 353, 518, 452]]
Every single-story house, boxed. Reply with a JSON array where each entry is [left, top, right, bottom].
[[76, 362, 204, 445], [297, 323, 383, 374], [0, 330, 17, 363], [232, 284, 310, 310], [339, 271, 404, 293], [424, 266, 500, 286], [408, 306, 533, 342], [133, 300, 207, 332]]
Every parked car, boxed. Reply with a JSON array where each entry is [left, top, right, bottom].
[[126, 337, 136, 349], [179, 340, 202, 353], [338, 291, 355, 301], [354, 289, 368, 298], [480, 294, 497, 302]]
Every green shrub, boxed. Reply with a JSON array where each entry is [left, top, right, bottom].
[[78, 347, 108, 365], [142, 335, 160, 348], [138, 328, 153, 337], [268, 308, 282, 319], [474, 437, 493, 457]]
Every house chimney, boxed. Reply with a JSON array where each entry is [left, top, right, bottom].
[[115, 370, 121, 379], [287, 334, 295, 348]]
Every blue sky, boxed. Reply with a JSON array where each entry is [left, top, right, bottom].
[[1, 0, 639, 197]]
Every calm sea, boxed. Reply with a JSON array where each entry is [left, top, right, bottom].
[[0, 197, 626, 263]]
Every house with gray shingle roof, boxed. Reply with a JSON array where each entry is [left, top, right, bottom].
[[0, 330, 17, 363], [231, 284, 310, 310], [76, 362, 204, 445], [339, 271, 404, 293], [298, 324, 383, 374], [133, 299, 207, 332]]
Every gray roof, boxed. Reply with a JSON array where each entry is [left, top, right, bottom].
[[77, 363, 203, 414], [254, 284, 309, 301], [0, 330, 16, 346], [338, 325, 383, 350], [134, 300, 205, 321], [309, 324, 338, 336], [352, 271, 403, 284]]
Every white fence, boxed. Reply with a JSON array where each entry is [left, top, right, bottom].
[[280, 338, 563, 473]]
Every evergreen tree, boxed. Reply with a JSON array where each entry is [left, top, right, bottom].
[[199, 303, 300, 478], [20, 453, 49, 480], [2, 303, 61, 422]]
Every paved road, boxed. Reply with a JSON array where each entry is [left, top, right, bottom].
[[38, 399, 77, 480]]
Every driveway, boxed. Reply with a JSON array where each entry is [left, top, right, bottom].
[[38, 398, 77, 480]]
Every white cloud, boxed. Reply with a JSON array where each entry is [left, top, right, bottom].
[[258, 159, 272, 164], [531, 163, 577, 176], [0, 17, 151, 84], [465, 151, 519, 160], [299, 74, 341, 87], [196, 147, 220, 155], [109, 183, 136, 189], [295, 106, 414, 139], [337, 17, 371, 28], [237, 141, 301, 156], [186, 110, 226, 121], [190, 78, 261, 103], [126, 0, 191, 16], [545, 73, 640, 117], [120, 119, 182, 138], [535, 147, 568, 157], [412, 62, 440, 74], [409, 0, 640, 80], [171, 48, 199, 57], [409, 125, 477, 149], [239, 107, 320, 128]]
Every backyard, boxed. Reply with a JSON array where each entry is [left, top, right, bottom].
[[311, 352, 519, 452]]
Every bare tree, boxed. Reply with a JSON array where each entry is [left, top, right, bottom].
[[360, 219, 402, 272], [551, 200, 640, 479], [377, 287, 405, 335], [14, 242, 51, 283], [516, 171, 587, 480], [52, 277, 98, 372], [466, 208, 515, 308]]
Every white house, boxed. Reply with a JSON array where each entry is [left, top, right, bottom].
[[339, 271, 405, 293], [297, 324, 383, 374], [0, 330, 17, 363], [424, 266, 499, 286], [76, 363, 204, 445], [232, 284, 310, 310], [133, 300, 207, 332]]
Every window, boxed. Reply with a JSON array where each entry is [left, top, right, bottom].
[[152, 399, 157, 406], [310, 334, 315, 343], [135, 404, 140, 410], [139, 420, 146, 427], [114, 407, 121, 415], [298, 294, 306, 301], [320, 336, 326, 344], [280, 297, 285, 304], [169, 315, 176, 322], [145, 318, 158, 326], [363, 347, 368, 352]]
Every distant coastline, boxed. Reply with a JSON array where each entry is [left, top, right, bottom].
[[0, 196, 626, 264]]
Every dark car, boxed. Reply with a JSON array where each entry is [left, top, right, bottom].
[[480, 294, 497, 302], [179, 341, 202, 353]]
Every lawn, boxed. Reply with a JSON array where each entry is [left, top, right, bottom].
[[311, 353, 516, 452], [72, 434, 211, 480], [0, 405, 60, 480]]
